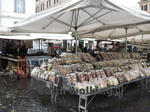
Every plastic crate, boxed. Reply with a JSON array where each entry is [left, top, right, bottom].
[[17, 56, 29, 79]]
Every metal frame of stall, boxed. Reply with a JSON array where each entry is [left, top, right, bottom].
[[78, 76, 150, 112], [32, 74, 150, 112], [32, 76, 59, 103], [76, 77, 150, 112]]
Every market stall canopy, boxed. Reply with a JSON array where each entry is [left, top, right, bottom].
[[121, 34, 150, 43], [0, 32, 30, 36], [11, 0, 150, 38], [79, 0, 150, 40], [0, 25, 10, 33], [81, 23, 150, 40], [0, 34, 73, 40], [0, 35, 37, 40], [30, 33, 74, 40]]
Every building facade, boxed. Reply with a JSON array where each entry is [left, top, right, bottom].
[[139, 0, 150, 13], [0, 0, 35, 27], [0, 0, 35, 52], [36, 0, 69, 13]]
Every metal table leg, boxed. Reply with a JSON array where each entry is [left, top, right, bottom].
[[78, 95, 88, 112]]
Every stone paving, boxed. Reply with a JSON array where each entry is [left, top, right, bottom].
[[0, 75, 150, 112]]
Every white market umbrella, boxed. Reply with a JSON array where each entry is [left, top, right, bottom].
[[124, 34, 150, 43], [0, 25, 10, 33], [82, 23, 150, 40], [78, 0, 150, 41], [0, 35, 38, 40], [0, 33, 73, 41], [30, 33, 74, 40], [11, 0, 150, 52]]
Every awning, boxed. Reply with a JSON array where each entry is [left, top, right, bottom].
[[0, 35, 37, 40], [80, 22, 150, 40], [0, 34, 73, 40], [0, 25, 10, 33], [11, 0, 150, 38], [30, 33, 74, 40], [123, 34, 150, 43]]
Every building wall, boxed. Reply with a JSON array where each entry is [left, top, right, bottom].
[[36, 0, 69, 13], [0, 0, 35, 52], [139, 0, 150, 13], [0, 0, 35, 27]]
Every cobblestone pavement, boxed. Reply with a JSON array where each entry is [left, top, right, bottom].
[[0, 75, 150, 112]]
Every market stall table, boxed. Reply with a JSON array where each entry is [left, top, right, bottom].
[[31, 52, 150, 112], [31, 74, 150, 112]]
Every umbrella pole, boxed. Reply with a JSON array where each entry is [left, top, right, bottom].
[[41, 39, 43, 50], [39, 39, 40, 51], [141, 34, 144, 45], [125, 28, 128, 52], [75, 28, 78, 53]]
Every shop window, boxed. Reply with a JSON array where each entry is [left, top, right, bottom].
[[141, 4, 148, 11], [49, 0, 51, 6], [47, 1, 49, 8], [85, 43, 88, 48], [141, 5, 144, 10], [36, 6, 39, 13], [41, 2, 45, 11], [54, 0, 59, 4], [68, 43, 71, 50], [14, 0, 25, 13]]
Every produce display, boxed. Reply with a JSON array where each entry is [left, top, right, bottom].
[[7, 61, 18, 73], [31, 62, 59, 84], [31, 52, 150, 94]]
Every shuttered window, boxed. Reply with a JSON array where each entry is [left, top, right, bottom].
[[14, 0, 25, 13]]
